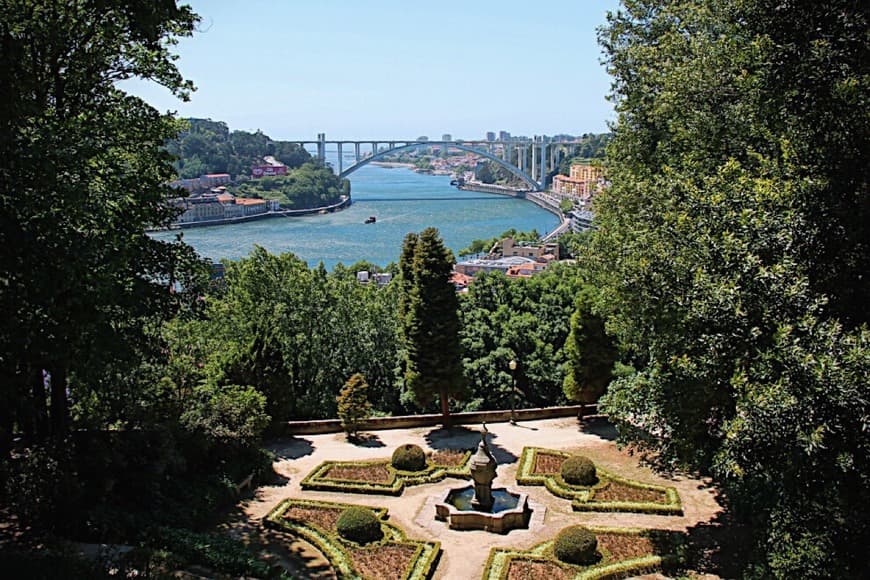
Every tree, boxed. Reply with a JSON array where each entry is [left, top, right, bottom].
[[592, 1, 869, 576], [562, 286, 617, 405], [399, 228, 467, 424], [337, 373, 372, 439], [0, 0, 204, 453]]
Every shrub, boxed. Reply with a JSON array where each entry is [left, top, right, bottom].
[[554, 526, 599, 565], [337, 373, 372, 438], [391, 444, 427, 472], [561, 455, 597, 486], [336, 507, 383, 544]]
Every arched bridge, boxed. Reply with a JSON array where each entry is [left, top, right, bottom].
[[290, 134, 587, 191]]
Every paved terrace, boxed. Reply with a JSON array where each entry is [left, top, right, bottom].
[[223, 417, 723, 579]]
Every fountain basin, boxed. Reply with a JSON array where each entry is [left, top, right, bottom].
[[435, 485, 530, 533]]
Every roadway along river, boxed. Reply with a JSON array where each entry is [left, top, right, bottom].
[[151, 164, 561, 269]]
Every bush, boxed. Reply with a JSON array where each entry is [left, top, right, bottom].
[[561, 455, 597, 486], [554, 526, 599, 565], [336, 507, 383, 544], [391, 443, 427, 472], [337, 373, 372, 438]]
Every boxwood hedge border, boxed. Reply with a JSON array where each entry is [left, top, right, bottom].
[[481, 525, 678, 580], [264, 498, 441, 580], [515, 447, 683, 515], [300, 450, 472, 495]]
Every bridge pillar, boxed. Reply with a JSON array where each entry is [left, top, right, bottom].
[[372, 142, 378, 157], [337, 142, 343, 175], [540, 144, 547, 189], [355, 142, 360, 163], [531, 144, 537, 180], [317, 133, 326, 163]]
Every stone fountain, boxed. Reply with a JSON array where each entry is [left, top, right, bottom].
[[434, 423, 530, 533]]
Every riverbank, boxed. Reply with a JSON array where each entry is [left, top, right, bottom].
[[155, 196, 352, 231], [369, 161, 416, 169]]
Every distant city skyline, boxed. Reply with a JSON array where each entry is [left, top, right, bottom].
[[123, 0, 620, 140]]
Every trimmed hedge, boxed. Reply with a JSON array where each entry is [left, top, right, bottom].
[[515, 447, 683, 515], [265, 499, 440, 579], [391, 444, 427, 472], [554, 526, 598, 565], [336, 507, 383, 544], [301, 449, 472, 495], [481, 525, 677, 580], [561, 455, 597, 486]]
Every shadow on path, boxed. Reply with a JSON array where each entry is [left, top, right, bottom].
[[349, 432, 385, 448], [424, 425, 518, 464], [579, 416, 618, 441], [266, 436, 315, 460]]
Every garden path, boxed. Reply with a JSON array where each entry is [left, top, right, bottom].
[[223, 417, 723, 579]]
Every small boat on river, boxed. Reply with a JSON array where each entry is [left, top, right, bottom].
[[364, 216, 377, 224]]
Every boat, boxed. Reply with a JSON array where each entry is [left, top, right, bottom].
[[364, 216, 377, 224]]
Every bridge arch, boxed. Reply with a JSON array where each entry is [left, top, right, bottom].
[[338, 141, 541, 190]]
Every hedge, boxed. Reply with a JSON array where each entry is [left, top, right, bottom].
[[301, 450, 471, 495], [265, 498, 440, 580], [515, 447, 683, 515], [481, 525, 677, 580]]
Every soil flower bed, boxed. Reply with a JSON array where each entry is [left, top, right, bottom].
[[481, 526, 680, 580], [265, 498, 440, 580], [515, 448, 683, 515], [301, 449, 472, 495]]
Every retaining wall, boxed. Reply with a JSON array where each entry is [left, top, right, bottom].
[[283, 404, 599, 435]]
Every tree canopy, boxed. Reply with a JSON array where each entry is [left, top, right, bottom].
[[591, 1, 869, 576]]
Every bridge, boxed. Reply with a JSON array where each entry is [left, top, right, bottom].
[[289, 134, 590, 191]]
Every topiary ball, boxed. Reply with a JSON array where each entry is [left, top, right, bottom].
[[560, 455, 597, 486], [553, 525, 599, 565], [391, 443, 427, 472], [336, 507, 383, 544]]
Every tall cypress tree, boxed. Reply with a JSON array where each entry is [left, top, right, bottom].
[[399, 228, 466, 425]]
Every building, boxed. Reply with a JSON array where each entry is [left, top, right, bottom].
[[486, 132, 496, 142], [356, 271, 393, 287], [499, 130, 511, 141], [551, 163, 604, 202], [569, 208, 596, 232], [441, 133, 452, 142], [500, 238, 560, 261], [454, 256, 541, 277], [200, 173, 231, 188]]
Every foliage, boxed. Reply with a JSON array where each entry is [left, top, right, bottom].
[[337, 373, 373, 438], [0, 0, 207, 453], [562, 286, 618, 404], [554, 526, 599, 565], [230, 163, 349, 208], [165, 117, 311, 178], [459, 264, 584, 411], [336, 507, 384, 544], [593, 1, 870, 576], [391, 443, 427, 472], [145, 526, 278, 578], [560, 198, 575, 214], [181, 383, 269, 447], [399, 228, 467, 422], [561, 455, 598, 486]]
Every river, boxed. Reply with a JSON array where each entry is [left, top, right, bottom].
[[150, 164, 560, 269]]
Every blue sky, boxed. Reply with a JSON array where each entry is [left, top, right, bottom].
[[125, 0, 620, 140]]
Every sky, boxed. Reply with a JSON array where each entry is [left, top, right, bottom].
[[124, 0, 620, 141]]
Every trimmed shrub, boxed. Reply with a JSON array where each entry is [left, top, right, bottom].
[[391, 444, 427, 472], [554, 526, 599, 565], [561, 455, 597, 486], [336, 507, 383, 544]]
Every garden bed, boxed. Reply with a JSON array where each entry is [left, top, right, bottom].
[[482, 526, 680, 580], [265, 499, 440, 580], [516, 448, 683, 515], [301, 449, 472, 495]]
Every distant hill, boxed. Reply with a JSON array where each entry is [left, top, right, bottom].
[[166, 118, 312, 179]]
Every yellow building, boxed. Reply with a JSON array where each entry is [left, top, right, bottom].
[[552, 163, 604, 201]]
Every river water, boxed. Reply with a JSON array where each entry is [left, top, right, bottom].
[[151, 164, 560, 269]]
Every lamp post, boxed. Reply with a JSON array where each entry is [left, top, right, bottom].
[[508, 359, 518, 425]]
